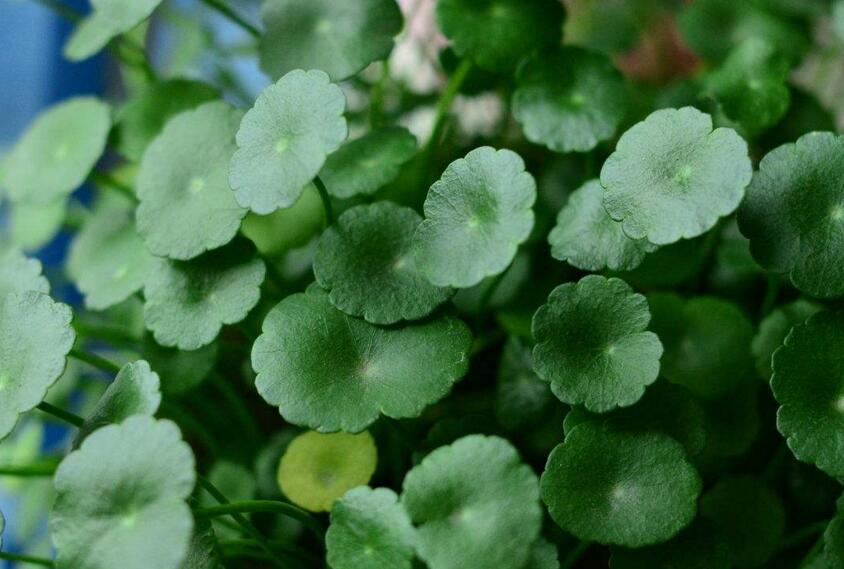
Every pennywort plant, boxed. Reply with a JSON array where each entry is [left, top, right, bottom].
[[2, 0, 844, 568]]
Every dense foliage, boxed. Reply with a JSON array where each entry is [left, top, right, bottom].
[[3, 0, 844, 567]]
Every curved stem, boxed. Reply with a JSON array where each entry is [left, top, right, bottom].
[[427, 59, 473, 153], [73, 321, 139, 348], [780, 520, 829, 551], [0, 551, 55, 567], [210, 374, 261, 443], [194, 499, 324, 541], [761, 274, 781, 316], [36, 402, 84, 428], [313, 176, 335, 227], [198, 0, 261, 38], [561, 541, 590, 569], [69, 348, 122, 375], [0, 461, 58, 477], [88, 170, 137, 203]]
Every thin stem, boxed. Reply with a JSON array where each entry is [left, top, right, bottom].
[[211, 374, 261, 443], [198, 0, 261, 38], [36, 402, 85, 428], [313, 176, 335, 227], [799, 534, 826, 568], [69, 348, 122, 375], [477, 269, 508, 315], [194, 499, 324, 541], [760, 274, 780, 316], [762, 441, 788, 483], [561, 541, 591, 569], [427, 59, 473, 152], [0, 460, 59, 477], [88, 170, 137, 203], [73, 321, 139, 348], [159, 402, 223, 457], [0, 551, 55, 567], [369, 62, 390, 128], [780, 520, 829, 551], [219, 539, 320, 565]]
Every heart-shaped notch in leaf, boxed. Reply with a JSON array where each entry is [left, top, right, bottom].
[[541, 421, 701, 547], [74, 360, 162, 445], [327, 486, 416, 569], [137, 101, 247, 261], [51, 416, 196, 569], [532, 275, 663, 413], [513, 47, 627, 153], [278, 430, 377, 512], [64, 0, 164, 61], [772, 310, 844, 478], [401, 435, 542, 569], [319, 127, 418, 199], [229, 69, 347, 215], [253, 286, 471, 432], [413, 146, 536, 289], [260, 0, 403, 81], [143, 241, 266, 350], [0, 247, 49, 300], [0, 292, 75, 442], [601, 106, 753, 245], [3, 97, 111, 205], [436, 0, 565, 72], [549, 179, 657, 272], [314, 201, 453, 325], [738, 132, 844, 298], [67, 193, 155, 311]]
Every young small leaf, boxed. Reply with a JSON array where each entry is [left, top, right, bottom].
[[260, 0, 403, 81], [229, 69, 347, 214], [4, 97, 110, 205], [64, 0, 164, 61], [278, 430, 377, 512], [541, 422, 701, 547], [253, 286, 471, 432], [413, 147, 536, 288], [0, 292, 75, 441], [532, 275, 663, 413], [513, 47, 626, 153], [327, 487, 416, 569], [137, 101, 246, 260], [549, 179, 657, 272], [401, 435, 542, 569], [320, 127, 418, 199], [313, 201, 453, 324], [495, 336, 554, 432], [50, 416, 196, 569], [143, 242, 266, 350], [601, 107, 752, 245]]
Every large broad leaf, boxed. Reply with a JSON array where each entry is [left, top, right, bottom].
[[64, 0, 164, 61]]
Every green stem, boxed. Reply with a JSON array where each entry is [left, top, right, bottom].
[[194, 499, 324, 541], [561, 541, 590, 569], [198, 0, 261, 38], [36, 402, 85, 428], [219, 539, 320, 565], [73, 321, 139, 348], [780, 520, 829, 551], [477, 269, 508, 315], [69, 348, 122, 375], [88, 170, 137, 203], [313, 176, 335, 227], [159, 402, 223, 457], [0, 551, 55, 567], [0, 460, 59, 477], [760, 274, 780, 316], [426, 58, 473, 153], [369, 62, 390, 128], [211, 374, 261, 443]]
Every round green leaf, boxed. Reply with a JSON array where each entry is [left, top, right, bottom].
[[564, 381, 707, 457], [700, 476, 785, 568], [241, 183, 326, 257], [513, 47, 626, 153], [648, 294, 754, 400], [9, 198, 67, 251], [705, 38, 790, 133], [327, 487, 416, 569], [137, 101, 246, 260], [771, 310, 844, 478], [541, 422, 701, 547], [824, 511, 844, 569], [738, 132, 844, 298], [495, 336, 553, 432], [0, 247, 49, 300], [549, 179, 656, 272], [229, 69, 347, 215], [260, 0, 402, 81], [752, 299, 820, 379], [436, 0, 564, 72], [601, 106, 752, 245], [75, 360, 161, 445], [51, 416, 196, 569], [4, 97, 111, 204], [253, 286, 471, 432], [143, 242, 266, 350], [115, 79, 219, 161], [413, 147, 536, 288], [67, 194, 155, 310], [0, 292, 75, 441], [532, 275, 663, 413], [314, 202, 453, 325], [525, 538, 559, 569], [610, 519, 730, 569], [320, 127, 418, 199], [278, 430, 377, 512], [401, 435, 541, 569], [64, 0, 163, 61]]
